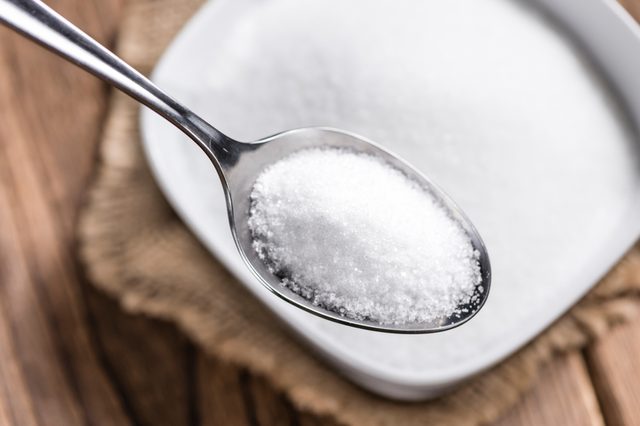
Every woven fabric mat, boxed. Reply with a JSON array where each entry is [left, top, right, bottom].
[[78, 0, 640, 424]]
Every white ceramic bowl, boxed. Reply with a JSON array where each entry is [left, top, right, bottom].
[[141, 0, 640, 399]]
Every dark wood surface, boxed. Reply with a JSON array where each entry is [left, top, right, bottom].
[[0, 1, 639, 424]]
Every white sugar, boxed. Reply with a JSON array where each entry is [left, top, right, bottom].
[[192, 0, 639, 373], [248, 148, 482, 325]]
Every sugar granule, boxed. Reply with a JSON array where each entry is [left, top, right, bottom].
[[248, 148, 482, 325]]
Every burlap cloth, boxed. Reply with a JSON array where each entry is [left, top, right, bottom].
[[78, 0, 640, 424]]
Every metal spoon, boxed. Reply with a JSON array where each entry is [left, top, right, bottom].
[[0, 0, 491, 333]]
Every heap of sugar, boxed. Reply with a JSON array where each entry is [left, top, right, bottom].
[[248, 148, 482, 325]]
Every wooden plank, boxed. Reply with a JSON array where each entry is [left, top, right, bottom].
[[1, 0, 124, 231], [494, 353, 604, 426], [298, 413, 342, 426], [0, 176, 84, 425], [196, 353, 344, 426], [586, 321, 640, 426], [0, 0, 131, 424], [86, 288, 194, 426], [196, 355, 254, 426], [196, 354, 308, 426], [246, 373, 298, 426], [0, 282, 39, 426]]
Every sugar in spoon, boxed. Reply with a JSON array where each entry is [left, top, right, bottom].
[[0, 0, 491, 333]]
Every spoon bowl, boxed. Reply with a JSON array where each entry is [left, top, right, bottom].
[[0, 0, 491, 333], [220, 127, 491, 333]]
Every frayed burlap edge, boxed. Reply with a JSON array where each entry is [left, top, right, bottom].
[[77, 0, 640, 424]]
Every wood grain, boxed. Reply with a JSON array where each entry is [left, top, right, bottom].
[[196, 352, 342, 426], [0, 0, 129, 424], [0, 0, 639, 425], [245, 372, 299, 426], [586, 321, 640, 425], [196, 355, 254, 426], [495, 353, 604, 426], [86, 288, 194, 426]]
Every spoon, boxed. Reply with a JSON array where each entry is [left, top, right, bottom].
[[0, 0, 491, 333]]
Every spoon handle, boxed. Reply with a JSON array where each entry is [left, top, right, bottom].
[[0, 0, 234, 167]]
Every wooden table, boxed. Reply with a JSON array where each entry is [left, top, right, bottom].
[[1, 1, 639, 424]]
